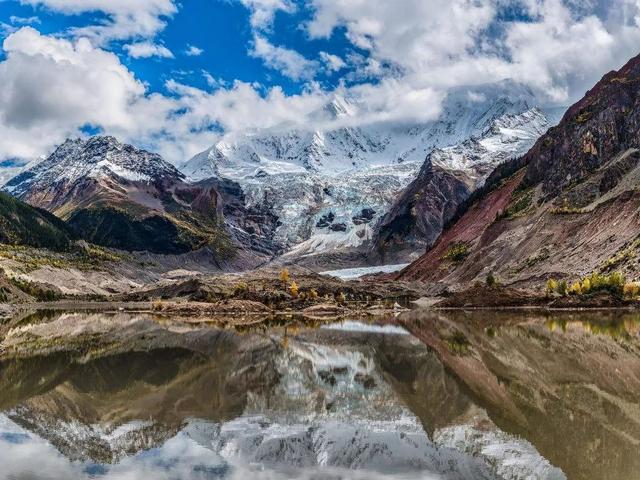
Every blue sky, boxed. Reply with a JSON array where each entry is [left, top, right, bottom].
[[0, 0, 363, 96], [0, 0, 640, 164]]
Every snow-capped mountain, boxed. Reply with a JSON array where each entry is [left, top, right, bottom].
[[4, 136, 183, 207], [2, 136, 245, 259], [182, 80, 560, 262]]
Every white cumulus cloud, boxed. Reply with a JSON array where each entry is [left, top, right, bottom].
[[249, 35, 319, 81], [124, 41, 174, 59], [185, 44, 204, 56], [18, 0, 178, 42]]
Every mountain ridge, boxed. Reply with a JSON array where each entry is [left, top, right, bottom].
[[398, 52, 640, 287]]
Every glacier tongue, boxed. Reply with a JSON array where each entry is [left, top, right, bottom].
[[182, 81, 557, 260]]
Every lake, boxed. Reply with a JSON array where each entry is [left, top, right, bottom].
[[0, 309, 639, 479]]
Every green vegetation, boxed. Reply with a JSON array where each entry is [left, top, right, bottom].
[[10, 277, 60, 302], [575, 111, 591, 123], [550, 198, 587, 215], [501, 187, 535, 219], [0, 191, 75, 251], [601, 238, 640, 271], [524, 247, 551, 269], [486, 271, 498, 288], [442, 242, 470, 262], [67, 205, 236, 257], [0, 244, 128, 273], [547, 272, 628, 297], [444, 331, 470, 355]]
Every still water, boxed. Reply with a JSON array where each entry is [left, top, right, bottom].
[[0, 309, 639, 479]]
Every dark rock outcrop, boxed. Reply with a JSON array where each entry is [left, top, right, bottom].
[[372, 155, 471, 263], [522, 52, 640, 195]]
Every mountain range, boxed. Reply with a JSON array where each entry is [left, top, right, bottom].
[[184, 80, 559, 265], [0, 79, 561, 270]]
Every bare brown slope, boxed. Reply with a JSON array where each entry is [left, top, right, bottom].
[[399, 172, 523, 282]]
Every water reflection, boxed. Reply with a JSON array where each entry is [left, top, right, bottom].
[[0, 311, 639, 479]]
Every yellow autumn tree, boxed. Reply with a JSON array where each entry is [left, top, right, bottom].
[[279, 268, 290, 284]]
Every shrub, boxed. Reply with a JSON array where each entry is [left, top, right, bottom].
[[557, 280, 568, 296], [546, 279, 558, 294], [151, 299, 165, 311], [442, 243, 470, 262], [336, 292, 347, 304], [309, 288, 319, 299], [559, 272, 627, 297], [233, 282, 248, 295], [502, 188, 534, 219], [568, 282, 582, 295], [445, 331, 470, 355], [486, 271, 498, 288], [624, 282, 640, 298], [289, 281, 299, 297], [279, 268, 290, 284]]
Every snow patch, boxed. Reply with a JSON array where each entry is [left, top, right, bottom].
[[320, 263, 410, 280]]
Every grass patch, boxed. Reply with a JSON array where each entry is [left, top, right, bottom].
[[442, 242, 470, 263], [501, 187, 535, 219]]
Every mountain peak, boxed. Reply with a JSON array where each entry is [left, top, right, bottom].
[[4, 135, 184, 202], [323, 95, 356, 119]]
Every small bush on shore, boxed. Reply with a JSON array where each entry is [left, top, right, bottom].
[[289, 281, 299, 297], [486, 271, 498, 288], [568, 281, 582, 295], [623, 282, 640, 298], [152, 299, 165, 311], [557, 280, 568, 296], [279, 268, 290, 284], [547, 272, 627, 297]]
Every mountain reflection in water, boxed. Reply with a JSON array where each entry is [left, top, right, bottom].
[[0, 310, 639, 479]]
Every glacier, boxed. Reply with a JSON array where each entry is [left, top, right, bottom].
[[182, 80, 562, 262]]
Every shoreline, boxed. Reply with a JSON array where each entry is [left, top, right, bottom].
[[3, 299, 640, 318]]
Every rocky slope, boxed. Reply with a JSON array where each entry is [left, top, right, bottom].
[[371, 154, 472, 263], [182, 81, 557, 264], [399, 52, 640, 288], [3, 137, 249, 261]]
